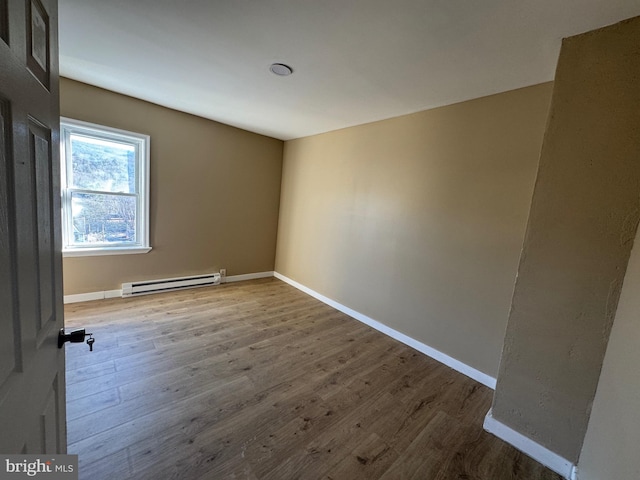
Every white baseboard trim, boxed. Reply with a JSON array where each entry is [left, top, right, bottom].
[[571, 466, 578, 480], [63, 271, 276, 303], [483, 409, 576, 479], [224, 271, 274, 283], [273, 271, 497, 389], [64, 289, 122, 304]]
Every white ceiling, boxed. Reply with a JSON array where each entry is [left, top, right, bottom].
[[58, 0, 640, 141]]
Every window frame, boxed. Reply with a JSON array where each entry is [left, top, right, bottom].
[[60, 117, 151, 257]]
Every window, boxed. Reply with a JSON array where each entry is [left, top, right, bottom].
[[60, 118, 151, 256]]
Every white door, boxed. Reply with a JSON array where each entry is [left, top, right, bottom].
[[0, 0, 66, 453]]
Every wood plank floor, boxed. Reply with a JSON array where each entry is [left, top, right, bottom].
[[64, 278, 562, 480]]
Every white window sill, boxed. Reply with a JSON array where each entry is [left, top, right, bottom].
[[62, 246, 152, 258]]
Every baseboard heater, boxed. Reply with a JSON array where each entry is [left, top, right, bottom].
[[122, 273, 221, 297]]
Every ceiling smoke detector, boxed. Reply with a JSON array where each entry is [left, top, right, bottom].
[[270, 63, 293, 76]]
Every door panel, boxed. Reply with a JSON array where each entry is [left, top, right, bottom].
[[24, 374, 60, 453], [41, 377, 60, 452], [0, 98, 18, 388], [0, 0, 64, 454], [0, 0, 7, 45], [30, 119, 55, 334], [26, 0, 49, 88]]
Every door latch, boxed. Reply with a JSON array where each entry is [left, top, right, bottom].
[[58, 328, 95, 351]]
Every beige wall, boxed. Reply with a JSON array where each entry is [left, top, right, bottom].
[[61, 78, 283, 295], [577, 225, 640, 479], [275, 83, 553, 377], [491, 16, 640, 463]]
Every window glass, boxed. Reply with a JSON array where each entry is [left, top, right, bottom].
[[69, 134, 136, 193], [70, 192, 137, 244]]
